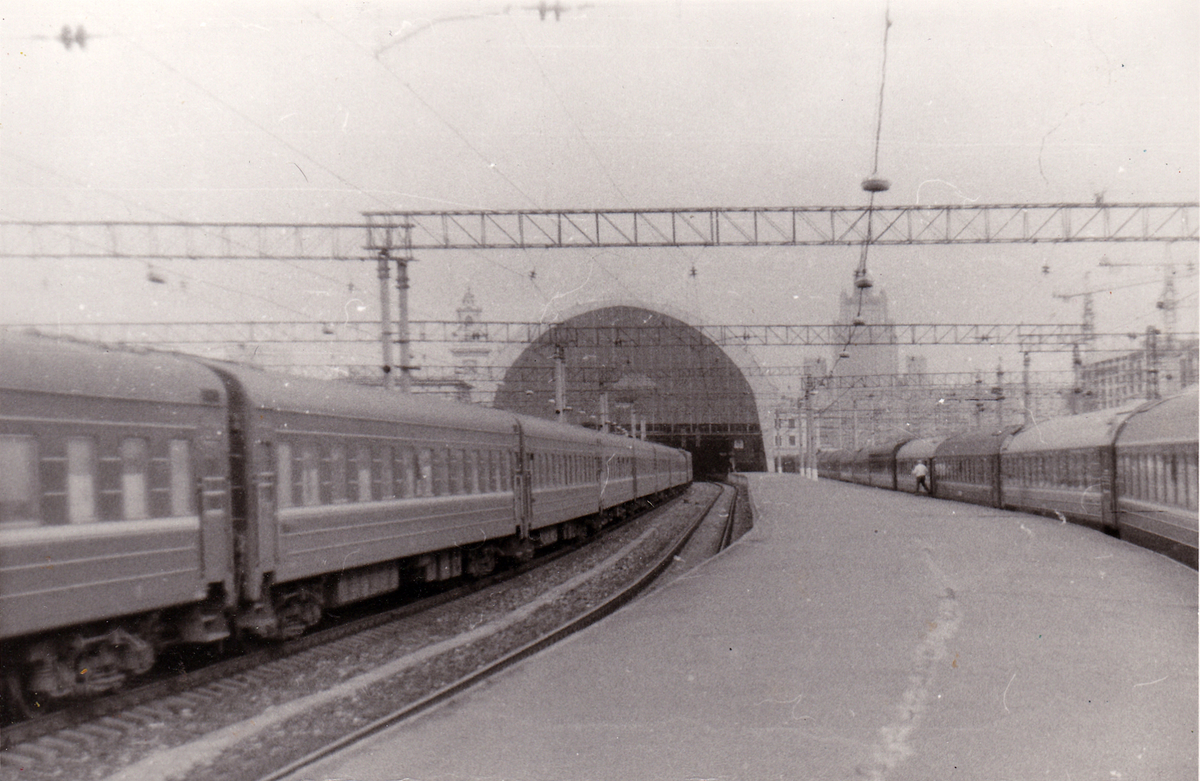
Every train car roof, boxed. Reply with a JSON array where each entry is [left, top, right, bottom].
[[518, 414, 603, 446], [1116, 386, 1199, 449], [206, 360, 518, 434], [935, 425, 1022, 458], [866, 436, 912, 457], [1005, 401, 1145, 454], [895, 437, 944, 460], [0, 331, 227, 407]]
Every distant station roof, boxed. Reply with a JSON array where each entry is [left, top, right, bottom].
[[491, 305, 765, 473]]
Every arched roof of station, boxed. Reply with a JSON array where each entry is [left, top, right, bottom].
[[491, 299, 778, 450]]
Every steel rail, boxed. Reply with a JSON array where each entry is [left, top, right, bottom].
[[256, 483, 729, 781], [0, 497, 674, 751]]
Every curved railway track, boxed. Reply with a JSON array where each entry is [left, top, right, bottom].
[[261, 481, 735, 781], [0, 483, 737, 781]]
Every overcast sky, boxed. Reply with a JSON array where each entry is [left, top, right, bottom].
[[1, 0, 1196, 382]]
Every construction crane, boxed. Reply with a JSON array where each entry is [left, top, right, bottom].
[[1051, 271, 1097, 348], [1097, 255, 1198, 346]]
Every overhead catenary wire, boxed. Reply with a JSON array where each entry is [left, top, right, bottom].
[[1, 152, 376, 330], [833, 2, 893, 377]]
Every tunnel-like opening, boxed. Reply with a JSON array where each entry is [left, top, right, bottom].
[[491, 306, 766, 478]]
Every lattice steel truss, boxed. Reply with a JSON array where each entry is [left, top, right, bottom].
[[2, 202, 1195, 259], [14, 320, 1192, 353], [365, 203, 1198, 250]]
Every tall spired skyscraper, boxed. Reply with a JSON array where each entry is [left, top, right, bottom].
[[832, 287, 899, 379], [828, 286, 901, 449]]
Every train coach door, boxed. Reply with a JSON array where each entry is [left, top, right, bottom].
[[513, 424, 532, 540], [197, 434, 234, 606]]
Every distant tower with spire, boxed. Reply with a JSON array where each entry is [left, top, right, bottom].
[[449, 289, 494, 403]]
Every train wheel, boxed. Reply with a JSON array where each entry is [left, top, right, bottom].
[[275, 590, 323, 639], [2, 670, 36, 722], [465, 546, 498, 578]]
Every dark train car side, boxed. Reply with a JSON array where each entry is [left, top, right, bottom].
[[1113, 387, 1198, 568], [815, 387, 1197, 568], [932, 427, 1019, 508], [998, 403, 1143, 535]]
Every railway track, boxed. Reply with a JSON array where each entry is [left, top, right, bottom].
[[261, 481, 735, 781], [0, 482, 734, 781]]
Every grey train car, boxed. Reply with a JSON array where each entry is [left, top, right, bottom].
[[0, 333, 691, 713], [1000, 402, 1144, 534], [867, 437, 912, 490], [932, 426, 1020, 508], [1112, 387, 1198, 567], [817, 387, 1197, 568]]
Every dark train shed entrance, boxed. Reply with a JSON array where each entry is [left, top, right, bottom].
[[491, 305, 767, 478]]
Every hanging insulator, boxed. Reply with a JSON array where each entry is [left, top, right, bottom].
[[854, 271, 874, 289], [852, 316, 866, 326], [838, 350, 851, 359], [861, 177, 891, 193]]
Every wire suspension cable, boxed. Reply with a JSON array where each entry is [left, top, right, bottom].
[[842, 3, 892, 362]]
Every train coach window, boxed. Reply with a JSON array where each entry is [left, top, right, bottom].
[[381, 447, 395, 500], [1165, 453, 1178, 507], [329, 444, 348, 504], [416, 448, 434, 497], [449, 449, 464, 495], [169, 440, 193, 516], [399, 447, 417, 498], [1187, 451, 1198, 511], [482, 451, 495, 492], [0, 435, 38, 525], [466, 450, 480, 494], [1141, 454, 1151, 501], [300, 443, 321, 507], [355, 444, 372, 502], [1128, 454, 1139, 499], [119, 438, 149, 521], [433, 449, 449, 496], [276, 442, 293, 508]]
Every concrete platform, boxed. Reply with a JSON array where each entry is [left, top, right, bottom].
[[289, 474, 1198, 781]]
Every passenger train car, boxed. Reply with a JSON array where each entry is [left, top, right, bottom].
[[817, 386, 1198, 569], [0, 334, 691, 713]]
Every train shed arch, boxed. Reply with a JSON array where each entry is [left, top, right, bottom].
[[491, 301, 774, 477]]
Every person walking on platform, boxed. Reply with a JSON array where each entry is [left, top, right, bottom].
[[912, 460, 930, 494]]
